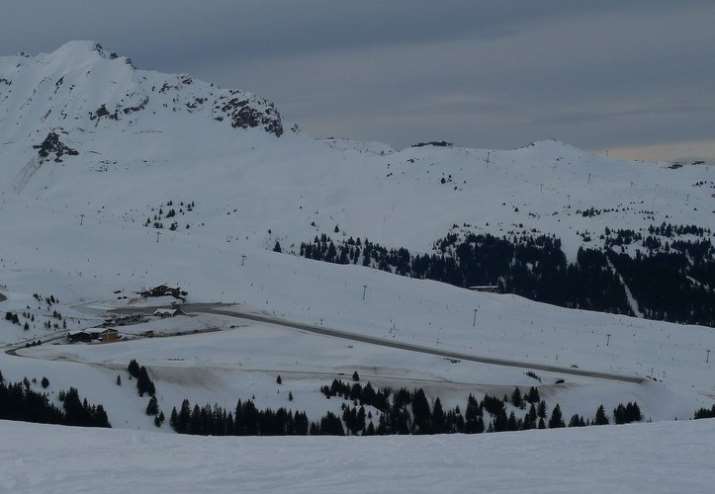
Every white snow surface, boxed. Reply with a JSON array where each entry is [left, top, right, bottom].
[[2, 418, 715, 493]]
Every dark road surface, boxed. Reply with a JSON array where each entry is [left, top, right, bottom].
[[112, 303, 646, 385]]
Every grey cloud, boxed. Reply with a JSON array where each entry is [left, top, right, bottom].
[[1, 1, 714, 156]]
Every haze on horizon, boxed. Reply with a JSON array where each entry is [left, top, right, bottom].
[[1, 0, 714, 161]]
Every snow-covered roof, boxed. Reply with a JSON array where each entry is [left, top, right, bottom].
[[153, 308, 178, 316], [68, 327, 114, 336]]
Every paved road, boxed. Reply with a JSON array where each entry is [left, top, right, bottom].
[[3, 331, 69, 355], [113, 303, 645, 385]]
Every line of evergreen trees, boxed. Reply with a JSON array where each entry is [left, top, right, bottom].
[[128, 359, 156, 397], [0, 370, 110, 428], [693, 405, 715, 419], [169, 379, 642, 437], [169, 398, 310, 436], [297, 226, 715, 327], [613, 402, 642, 424]]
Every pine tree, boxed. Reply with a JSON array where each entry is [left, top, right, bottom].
[[432, 398, 446, 434], [352, 371, 360, 382], [146, 396, 159, 416], [276, 375, 282, 385], [527, 386, 540, 404], [136, 366, 155, 397], [464, 394, 483, 433], [170, 407, 179, 430], [626, 402, 642, 423], [128, 359, 140, 379], [537, 400, 547, 419], [613, 404, 627, 424], [411, 389, 431, 433], [511, 387, 523, 408], [41, 377, 50, 389], [528, 403, 537, 423], [594, 405, 609, 425], [548, 404, 565, 428], [568, 414, 584, 427], [273, 241, 282, 253]]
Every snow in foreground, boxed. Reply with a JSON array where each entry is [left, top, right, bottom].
[[2, 419, 713, 493]]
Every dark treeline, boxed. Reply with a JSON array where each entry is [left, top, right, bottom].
[[298, 225, 715, 327], [613, 402, 642, 424], [0, 371, 110, 428], [170, 398, 310, 436], [170, 379, 641, 437], [610, 245, 715, 325], [693, 405, 715, 420]]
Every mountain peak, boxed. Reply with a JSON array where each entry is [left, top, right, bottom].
[[51, 40, 106, 58], [0, 41, 283, 139], [41, 41, 128, 68]]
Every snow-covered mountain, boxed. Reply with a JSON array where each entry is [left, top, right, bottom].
[[1, 42, 714, 435], [3, 42, 714, 327], [1, 42, 711, 253], [0, 41, 282, 142]]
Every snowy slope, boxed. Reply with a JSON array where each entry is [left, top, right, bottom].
[[1, 42, 712, 257], [3, 418, 715, 493], [1, 42, 714, 432]]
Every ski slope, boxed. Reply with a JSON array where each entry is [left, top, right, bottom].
[[2, 418, 714, 493]]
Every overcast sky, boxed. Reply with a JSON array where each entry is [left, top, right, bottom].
[[2, 1, 714, 159]]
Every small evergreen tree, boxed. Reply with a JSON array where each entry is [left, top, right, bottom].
[[432, 398, 446, 434], [136, 366, 155, 397], [146, 396, 159, 416], [537, 400, 547, 419], [594, 405, 609, 425], [568, 414, 585, 427], [548, 404, 565, 428], [511, 387, 523, 408], [128, 359, 140, 379], [527, 386, 540, 404]]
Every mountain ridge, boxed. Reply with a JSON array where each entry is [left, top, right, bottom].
[[0, 40, 283, 146], [1, 42, 714, 329]]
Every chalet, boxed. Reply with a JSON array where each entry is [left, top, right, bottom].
[[67, 327, 120, 343], [101, 328, 121, 343], [153, 308, 185, 318]]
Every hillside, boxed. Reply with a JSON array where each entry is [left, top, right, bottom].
[[2, 43, 713, 327], [2, 418, 714, 493], [0, 42, 714, 434]]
